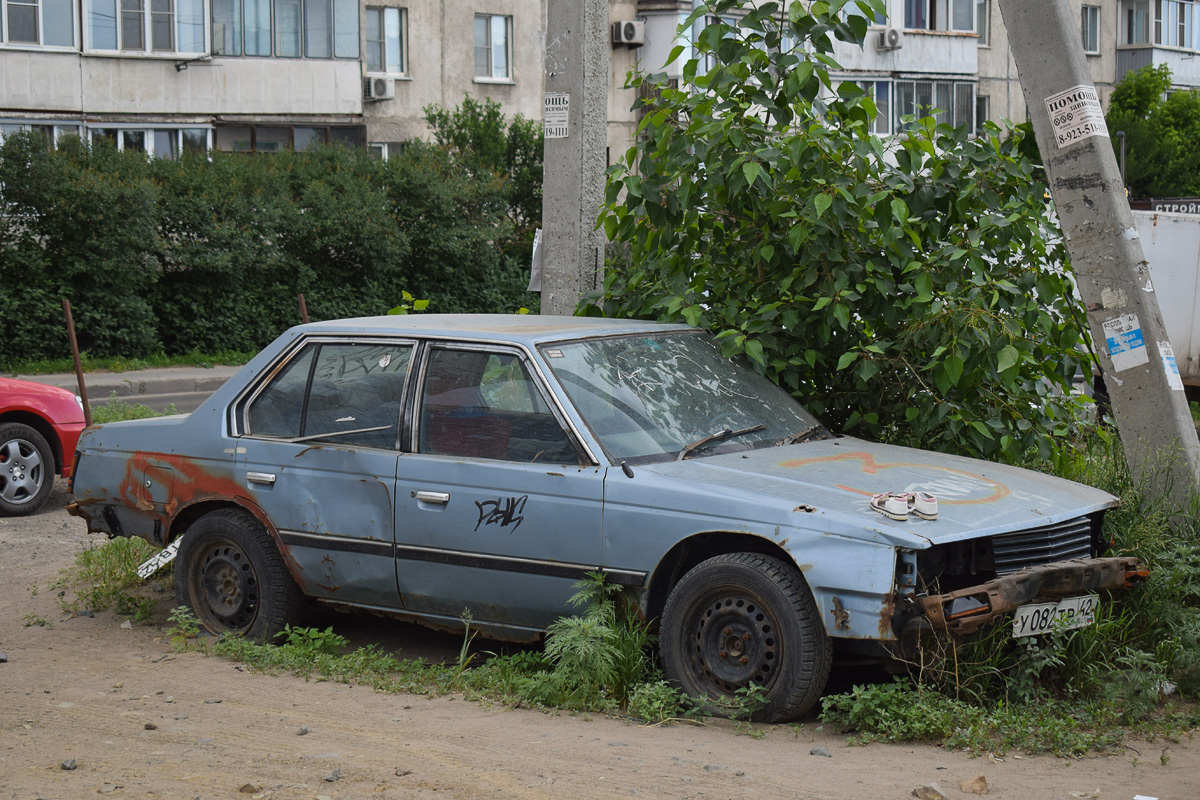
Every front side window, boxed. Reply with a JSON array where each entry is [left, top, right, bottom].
[[542, 332, 823, 464], [2, 0, 75, 46], [1082, 5, 1101, 53], [246, 341, 413, 449], [474, 13, 509, 80], [419, 349, 579, 464], [366, 6, 404, 73]]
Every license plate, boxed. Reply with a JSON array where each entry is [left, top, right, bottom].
[[136, 537, 182, 579], [1012, 594, 1098, 638]]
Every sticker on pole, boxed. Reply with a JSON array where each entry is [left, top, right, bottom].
[[1159, 341, 1185, 391], [544, 93, 569, 139], [1044, 85, 1109, 149], [1102, 313, 1149, 372]]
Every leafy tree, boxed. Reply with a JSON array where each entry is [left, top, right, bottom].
[[424, 96, 544, 237], [1106, 64, 1200, 199], [591, 0, 1090, 462]]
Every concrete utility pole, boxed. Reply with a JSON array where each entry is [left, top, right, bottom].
[[998, 0, 1200, 511], [539, 0, 610, 316]]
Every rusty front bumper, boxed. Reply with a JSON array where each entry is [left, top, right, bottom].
[[917, 556, 1148, 635]]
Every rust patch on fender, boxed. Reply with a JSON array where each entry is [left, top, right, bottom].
[[878, 593, 895, 637]]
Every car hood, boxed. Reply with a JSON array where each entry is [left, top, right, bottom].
[[638, 437, 1117, 547]]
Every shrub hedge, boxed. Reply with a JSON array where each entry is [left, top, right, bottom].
[[0, 133, 536, 367]]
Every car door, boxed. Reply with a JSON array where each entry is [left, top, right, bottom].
[[234, 338, 413, 608], [393, 343, 605, 631]]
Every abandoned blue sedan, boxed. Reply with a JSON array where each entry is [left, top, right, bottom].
[[68, 315, 1145, 721]]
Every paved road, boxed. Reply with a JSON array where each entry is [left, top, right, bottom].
[[13, 365, 243, 414]]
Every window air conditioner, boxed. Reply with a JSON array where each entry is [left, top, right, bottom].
[[364, 76, 396, 102], [612, 20, 645, 47], [877, 27, 904, 50]]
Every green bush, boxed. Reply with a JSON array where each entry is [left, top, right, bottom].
[[0, 117, 539, 367], [592, 0, 1090, 463]]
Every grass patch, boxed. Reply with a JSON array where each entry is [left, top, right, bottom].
[[89, 393, 180, 423], [1, 349, 253, 376], [56, 536, 163, 622]]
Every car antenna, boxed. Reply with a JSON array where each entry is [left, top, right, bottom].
[[621, 461, 634, 478]]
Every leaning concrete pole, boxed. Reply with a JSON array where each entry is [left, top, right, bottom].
[[998, 0, 1200, 510], [540, 0, 610, 315]]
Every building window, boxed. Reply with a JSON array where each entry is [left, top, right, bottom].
[[904, 0, 975, 32], [976, 0, 988, 45], [214, 124, 365, 152], [857, 80, 891, 135], [86, 0, 206, 53], [366, 7, 404, 73], [368, 141, 405, 159], [1, 0, 75, 46], [1121, 0, 1151, 44], [975, 95, 989, 135], [88, 126, 211, 157], [1150, 0, 1198, 48], [209, 0, 357, 57], [1081, 5, 1100, 53], [474, 14, 510, 80], [0, 122, 83, 144], [896, 79, 976, 131]]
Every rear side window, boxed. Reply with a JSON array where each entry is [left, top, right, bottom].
[[246, 341, 413, 449]]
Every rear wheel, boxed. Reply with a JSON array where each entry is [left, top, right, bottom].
[[0, 422, 55, 516], [174, 508, 302, 641], [660, 552, 832, 723]]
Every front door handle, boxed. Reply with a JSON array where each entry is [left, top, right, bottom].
[[415, 490, 450, 504], [247, 472, 277, 486]]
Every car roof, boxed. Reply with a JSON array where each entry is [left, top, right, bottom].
[[297, 314, 696, 346]]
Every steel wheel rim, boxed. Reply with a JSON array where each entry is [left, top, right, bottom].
[[192, 538, 259, 632], [686, 587, 781, 698], [0, 438, 45, 506]]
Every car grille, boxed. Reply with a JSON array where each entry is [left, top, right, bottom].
[[992, 516, 1094, 575]]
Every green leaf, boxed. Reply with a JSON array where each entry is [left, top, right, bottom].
[[743, 161, 763, 187], [837, 351, 859, 370], [943, 353, 964, 387], [814, 193, 832, 218], [996, 345, 1019, 373]]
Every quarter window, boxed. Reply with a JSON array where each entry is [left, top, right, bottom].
[[1, 0, 75, 46], [474, 13, 510, 80], [366, 6, 404, 73]]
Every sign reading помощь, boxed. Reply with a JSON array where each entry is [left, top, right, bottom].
[[1044, 84, 1109, 149]]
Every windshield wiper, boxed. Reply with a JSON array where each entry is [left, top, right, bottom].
[[775, 425, 828, 447], [677, 424, 766, 461]]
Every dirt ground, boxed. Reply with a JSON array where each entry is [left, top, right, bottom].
[[1, 482, 1196, 800]]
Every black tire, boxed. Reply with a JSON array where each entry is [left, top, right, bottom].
[[0, 422, 56, 516], [174, 508, 303, 641], [660, 552, 832, 723]]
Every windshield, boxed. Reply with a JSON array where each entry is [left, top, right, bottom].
[[541, 331, 823, 464]]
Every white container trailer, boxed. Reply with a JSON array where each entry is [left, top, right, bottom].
[[1132, 210, 1200, 388]]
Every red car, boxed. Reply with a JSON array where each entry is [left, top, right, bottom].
[[0, 378, 86, 515]]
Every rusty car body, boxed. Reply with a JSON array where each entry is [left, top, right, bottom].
[[68, 315, 1145, 721]]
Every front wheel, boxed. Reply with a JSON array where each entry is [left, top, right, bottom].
[[174, 508, 302, 641], [0, 422, 55, 516], [659, 552, 832, 723]]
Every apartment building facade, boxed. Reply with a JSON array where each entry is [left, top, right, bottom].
[[0, 0, 640, 160]]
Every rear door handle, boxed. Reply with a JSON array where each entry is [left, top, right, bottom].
[[247, 472, 276, 486], [415, 490, 450, 504]]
